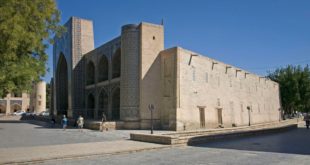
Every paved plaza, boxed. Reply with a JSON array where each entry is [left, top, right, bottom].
[[44, 124, 310, 165], [0, 119, 129, 148], [0, 117, 309, 164]]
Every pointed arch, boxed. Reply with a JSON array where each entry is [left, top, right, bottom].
[[98, 55, 109, 82], [98, 89, 108, 119], [56, 53, 68, 116], [87, 61, 95, 85], [112, 48, 121, 78]]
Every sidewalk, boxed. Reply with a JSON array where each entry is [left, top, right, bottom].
[[0, 140, 168, 164]]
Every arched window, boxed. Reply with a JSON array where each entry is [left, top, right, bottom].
[[87, 61, 95, 85], [98, 89, 108, 119], [112, 48, 121, 78], [87, 93, 95, 119], [98, 55, 109, 82]]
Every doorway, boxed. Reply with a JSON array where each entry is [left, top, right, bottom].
[[217, 108, 223, 127], [198, 106, 206, 128]]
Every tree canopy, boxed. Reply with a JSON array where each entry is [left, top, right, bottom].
[[0, 0, 62, 97], [268, 65, 310, 114]]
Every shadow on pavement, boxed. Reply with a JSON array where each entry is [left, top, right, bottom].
[[0, 120, 27, 123], [0, 119, 76, 129], [190, 127, 310, 155]]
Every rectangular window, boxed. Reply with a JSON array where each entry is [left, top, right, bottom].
[[38, 101, 41, 106], [205, 72, 208, 83]]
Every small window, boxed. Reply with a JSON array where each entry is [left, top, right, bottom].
[[38, 101, 41, 106], [153, 36, 156, 40], [205, 72, 208, 83]]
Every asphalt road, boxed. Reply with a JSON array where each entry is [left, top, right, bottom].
[[42, 124, 310, 165]]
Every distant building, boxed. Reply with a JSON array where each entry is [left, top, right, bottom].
[[52, 17, 281, 130], [0, 92, 30, 114], [0, 81, 46, 115], [29, 81, 46, 114]]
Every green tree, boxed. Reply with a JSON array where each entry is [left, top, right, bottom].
[[268, 65, 310, 114], [0, 0, 63, 97]]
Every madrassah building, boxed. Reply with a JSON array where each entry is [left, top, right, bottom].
[[52, 17, 281, 131]]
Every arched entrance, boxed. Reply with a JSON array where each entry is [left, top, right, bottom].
[[98, 89, 108, 119], [98, 55, 109, 82], [112, 87, 120, 120], [0, 104, 6, 113], [87, 93, 95, 119], [11, 104, 21, 113], [87, 61, 95, 85], [112, 48, 121, 79], [56, 53, 68, 116]]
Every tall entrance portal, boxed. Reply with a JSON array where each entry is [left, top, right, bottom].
[[56, 54, 68, 116]]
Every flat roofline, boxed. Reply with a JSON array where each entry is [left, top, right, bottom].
[[162, 46, 277, 84]]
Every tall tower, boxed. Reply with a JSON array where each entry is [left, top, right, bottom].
[[120, 23, 164, 129], [53, 17, 94, 118], [30, 81, 46, 114]]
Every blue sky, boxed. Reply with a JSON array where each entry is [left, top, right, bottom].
[[43, 0, 310, 82]]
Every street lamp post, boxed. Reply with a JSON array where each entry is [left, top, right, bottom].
[[247, 106, 251, 126], [148, 104, 154, 134]]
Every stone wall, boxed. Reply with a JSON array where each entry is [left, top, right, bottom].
[[162, 47, 281, 131], [120, 24, 140, 128], [160, 48, 178, 130], [139, 23, 164, 129], [84, 37, 121, 120]]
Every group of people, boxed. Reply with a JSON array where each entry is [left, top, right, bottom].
[[51, 115, 84, 131], [51, 113, 108, 132], [62, 115, 84, 131]]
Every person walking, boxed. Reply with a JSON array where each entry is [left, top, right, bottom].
[[77, 115, 84, 132], [62, 115, 68, 131], [100, 113, 108, 132]]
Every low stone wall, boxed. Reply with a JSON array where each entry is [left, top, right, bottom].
[[130, 119, 298, 145], [84, 121, 124, 130], [130, 134, 173, 145]]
